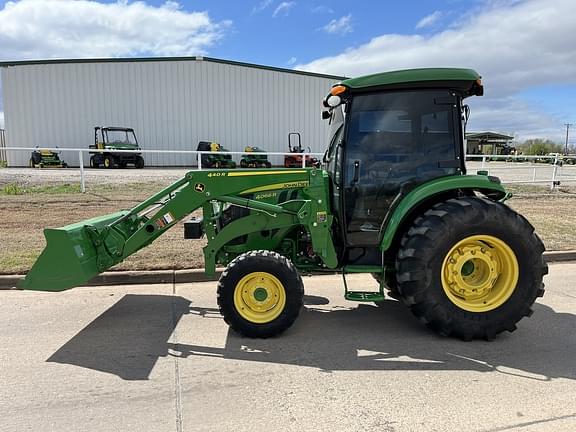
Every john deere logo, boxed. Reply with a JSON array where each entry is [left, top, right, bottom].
[[194, 183, 205, 193]]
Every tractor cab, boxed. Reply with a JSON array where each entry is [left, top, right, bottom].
[[322, 68, 483, 252]]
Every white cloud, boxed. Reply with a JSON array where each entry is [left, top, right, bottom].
[[297, 0, 576, 140], [311, 5, 333, 14], [415, 11, 442, 30], [287, 56, 297, 65], [252, 0, 273, 15], [467, 97, 563, 141], [273, 1, 295, 18], [0, 0, 231, 59], [322, 14, 352, 35]]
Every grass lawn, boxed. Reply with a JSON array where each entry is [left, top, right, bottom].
[[1, 182, 575, 274]]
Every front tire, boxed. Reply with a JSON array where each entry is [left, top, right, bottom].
[[135, 156, 145, 169], [103, 155, 115, 169], [395, 197, 547, 340], [217, 250, 304, 338]]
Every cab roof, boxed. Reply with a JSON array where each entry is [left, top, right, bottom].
[[340, 68, 482, 95]]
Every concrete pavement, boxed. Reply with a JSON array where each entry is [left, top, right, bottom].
[[1, 264, 575, 432]]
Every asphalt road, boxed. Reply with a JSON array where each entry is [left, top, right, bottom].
[[1, 264, 575, 432]]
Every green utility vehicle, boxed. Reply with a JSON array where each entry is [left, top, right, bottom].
[[29, 147, 68, 168], [90, 127, 145, 169], [240, 146, 272, 168], [22, 68, 547, 341]]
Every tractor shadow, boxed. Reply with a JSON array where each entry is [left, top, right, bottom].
[[172, 300, 576, 381], [47, 294, 191, 380], [47, 293, 576, 381]]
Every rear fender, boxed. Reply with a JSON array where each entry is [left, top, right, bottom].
[[380, 175, 507, 251]]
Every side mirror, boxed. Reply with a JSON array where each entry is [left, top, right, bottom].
[[322, 110, 331, 120]]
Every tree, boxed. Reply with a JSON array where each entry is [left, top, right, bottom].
[[517, 139, 562, 155]]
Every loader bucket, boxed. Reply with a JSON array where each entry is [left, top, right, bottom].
[[19, 211, 128, 292]]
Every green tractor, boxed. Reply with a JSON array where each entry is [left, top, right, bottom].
[[240, 146, 272, 168], [21, 68, 547, 341], [29, 147, 68, 168], [197, 141, 237, 169], [89, 127, 145, 169]]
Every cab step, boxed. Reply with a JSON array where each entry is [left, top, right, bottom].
[[344, 291, 386, 302], [341, 269, 385, 302]]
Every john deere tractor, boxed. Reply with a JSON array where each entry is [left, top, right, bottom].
[[22, 68, 547, 341]]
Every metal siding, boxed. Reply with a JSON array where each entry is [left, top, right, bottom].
[[2, 60, 338, 166]]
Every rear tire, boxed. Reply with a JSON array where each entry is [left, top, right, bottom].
[[217, 250, 304, 338], [90, 156, 99, 168], [395, 197, 547, 340]]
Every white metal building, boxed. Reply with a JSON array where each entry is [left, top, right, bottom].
[[0, 57, 344, 167]]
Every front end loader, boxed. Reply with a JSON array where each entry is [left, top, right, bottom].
[[21, 68, 547, 341]]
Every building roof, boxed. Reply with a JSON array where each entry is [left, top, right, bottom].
[[0, 56, 347, 81], [466, 131, 514, 141], [341, 68, 481, 91]]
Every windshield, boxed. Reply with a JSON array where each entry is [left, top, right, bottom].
[[105, 130, 137, 145]]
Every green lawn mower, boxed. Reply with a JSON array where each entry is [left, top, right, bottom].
[[22, 68, 547, 341], [29, 147, 68, 168], [240, 146, 272, 168], [197, 141, 237, 168]]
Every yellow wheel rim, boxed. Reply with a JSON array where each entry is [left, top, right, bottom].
[[104, 159, 110, 168], [233, 272, 286, 323], [441, 235, 519, 312]]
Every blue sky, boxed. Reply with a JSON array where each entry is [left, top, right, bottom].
[[0, 0, 575, 144]]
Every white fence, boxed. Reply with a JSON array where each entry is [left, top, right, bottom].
[[466, 154, 576, 190], [0, 130, 6, 164], [2, 147, 324, 192], [3, 147, 576, 192]]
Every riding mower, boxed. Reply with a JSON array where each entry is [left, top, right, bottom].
[[21, 68, 547, 341], [284, 132, 319, 168], [29, 147, 68, 168], [89, 127, 145, 169], [240, 146, 272, 168], [197, 141, 237, 169]]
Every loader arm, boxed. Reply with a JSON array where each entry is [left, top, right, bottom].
[[21, 169, 337, 291]]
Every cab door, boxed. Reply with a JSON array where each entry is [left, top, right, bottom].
[[343, 90, 460, 247]]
